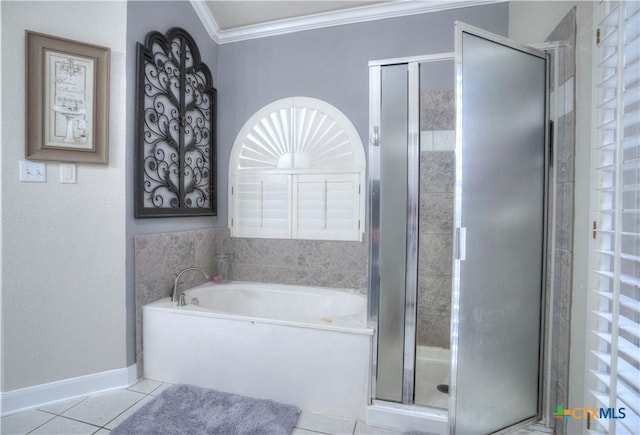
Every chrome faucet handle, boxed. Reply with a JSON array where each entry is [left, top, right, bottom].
[[177, 293, 187, 307]]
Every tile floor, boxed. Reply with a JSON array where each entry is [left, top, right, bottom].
[[1, 379, 553, 435], [0, 379, 403, 435]]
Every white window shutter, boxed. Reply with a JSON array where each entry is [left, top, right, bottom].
[[228, 97, 366, 241], [588, 2, 640, 434], [294, 173, 361, 240], [231, 174, 291, 238]]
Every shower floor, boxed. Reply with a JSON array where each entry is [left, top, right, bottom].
[[414, 345, 449, 409]]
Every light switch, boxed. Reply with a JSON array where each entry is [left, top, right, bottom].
[[60, 163, 77, 184], [19, 160, 46, 182]]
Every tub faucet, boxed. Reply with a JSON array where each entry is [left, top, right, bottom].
[[172, 267, 210, 304]]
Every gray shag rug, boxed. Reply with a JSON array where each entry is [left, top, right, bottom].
[[111, 384, 300, 435]]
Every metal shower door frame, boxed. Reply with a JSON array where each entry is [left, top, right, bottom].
[[368, 52, 455, 406], [450, 21, 550, 434]]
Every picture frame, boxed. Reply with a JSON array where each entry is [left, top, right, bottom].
[[25, 31, 110, 164]]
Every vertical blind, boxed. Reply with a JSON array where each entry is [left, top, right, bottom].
[[590, 1, 640, 434]]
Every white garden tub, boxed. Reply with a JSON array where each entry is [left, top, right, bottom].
[[143, 281, 373, 419]]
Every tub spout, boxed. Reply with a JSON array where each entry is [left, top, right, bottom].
[[172, 267, 210, 303]]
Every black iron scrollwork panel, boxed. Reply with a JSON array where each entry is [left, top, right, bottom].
[[135, 27, 216, 217]]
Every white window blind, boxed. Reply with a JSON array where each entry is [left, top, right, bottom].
[[590, 1, 640, 434]]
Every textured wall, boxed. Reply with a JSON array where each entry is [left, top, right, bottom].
[[1, 1, 127, 391]]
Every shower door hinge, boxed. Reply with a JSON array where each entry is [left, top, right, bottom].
[[596, 27, 601, 45], [593, 221, 597, 239]]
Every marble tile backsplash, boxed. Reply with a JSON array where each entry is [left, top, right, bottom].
[[418, 150, 455, 349], [421, 90, 455, 131], [134, 229, 220, 377], [229, 236, 368, 290], [134, 228, 368, 376]]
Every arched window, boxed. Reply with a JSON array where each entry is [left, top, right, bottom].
[[229, 97, 366, 241]]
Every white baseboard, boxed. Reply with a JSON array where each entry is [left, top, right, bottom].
[[1, 364, 138, 416]]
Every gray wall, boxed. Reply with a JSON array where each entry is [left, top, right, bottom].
[[1, 0, 128, 392], [216, 3, 509, 224], [125, 1, 220, 365]]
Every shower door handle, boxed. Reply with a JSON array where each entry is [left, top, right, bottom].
[[371, 126, 380, 146], [455, 227, 466, 261]]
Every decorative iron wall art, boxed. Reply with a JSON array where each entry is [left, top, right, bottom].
[[135, 27, 216, 217]]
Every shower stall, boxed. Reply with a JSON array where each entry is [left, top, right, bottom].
[[367, 23, 549, 433]]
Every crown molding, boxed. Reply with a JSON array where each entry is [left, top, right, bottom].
[[189, 0, 222, 44], [191, 0, 506, 45]]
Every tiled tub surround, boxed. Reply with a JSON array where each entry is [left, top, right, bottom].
[[134, 228, 368, 377]]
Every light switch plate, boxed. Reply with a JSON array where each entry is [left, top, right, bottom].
[[19, 160, 46, 182], [60, 163, 77, 184]]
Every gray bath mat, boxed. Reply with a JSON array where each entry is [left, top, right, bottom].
[[111, 384, 300, 435]]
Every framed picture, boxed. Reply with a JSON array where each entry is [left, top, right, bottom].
[[26, 31, 110, 164]]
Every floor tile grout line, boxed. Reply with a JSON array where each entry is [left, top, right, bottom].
[[35, 395, 89, 417], [20, 412, 57, 435], [101, 390, 155, 430], [25, 385, 156, 433], [25, 413, 103, 435], [8, 382, 400, 435]]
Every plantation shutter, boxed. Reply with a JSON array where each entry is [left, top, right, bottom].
[[231, 174, 291, 238], [589, 1, 640, 433], [294, 173, 361, 240], [229, 97, 366, 241]]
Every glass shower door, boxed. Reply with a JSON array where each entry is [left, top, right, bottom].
[[415, 59, 455, 409], [375, 64, 409, 402], [450, 23, 548, 433]]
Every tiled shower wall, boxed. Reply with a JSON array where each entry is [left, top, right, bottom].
[[134, 228, 368, 376], [545, 8, 576, 434], [417, 89, 455, 349]]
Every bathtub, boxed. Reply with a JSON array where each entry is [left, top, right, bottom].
[[143, 281, 374, 419]]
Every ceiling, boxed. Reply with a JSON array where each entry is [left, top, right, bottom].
[[204, 1, 392, 31]]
